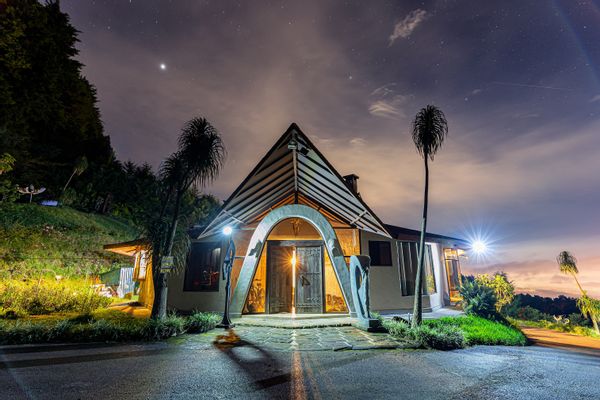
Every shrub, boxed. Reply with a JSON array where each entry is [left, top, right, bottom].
[[186, 311, 220, 333], [0, 310, 222, 345], [475, 272, 515, 313], [414, 324, 466, 350], [144, 313, 187, 340], [459, 278, 499, 320], [0, 278, 111, 317], [383, 318, 466, 350]]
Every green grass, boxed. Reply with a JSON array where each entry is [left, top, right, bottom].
[[0, 204, 138, 278], [383, 315, 527, 350], [424, 316, 527, 346], [0, 310, 221, 345]]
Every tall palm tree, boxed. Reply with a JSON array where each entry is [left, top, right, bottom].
[[62, 156, 88, 193], [557, 250, 599, 333], [556, 251, 584, 293], [410, 105, 448, 327], [151, 117, 226, 319]]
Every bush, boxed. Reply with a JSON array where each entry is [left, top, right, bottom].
[[383, 318, 466, 350], [415, 324, 466, 350], [0, 310, 221, 345], [0, 278, 112, 317], [459, 278, 499, 320], [186, 311, 220, 333]]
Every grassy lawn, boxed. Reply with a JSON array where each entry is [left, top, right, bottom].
[[0, 204, 138, 278], [383, 315, 527, 350], [0, 309, 220, 345], [424, 316, 527, 346]]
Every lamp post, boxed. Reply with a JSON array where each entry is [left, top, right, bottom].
[[217, 226, 235, 329]]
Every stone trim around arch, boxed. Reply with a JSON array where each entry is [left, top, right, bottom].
[[229, 204, 355, 317]]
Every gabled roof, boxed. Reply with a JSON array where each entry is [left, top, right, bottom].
[[385, 224, 468, 248], [200, 123, 390, 238]]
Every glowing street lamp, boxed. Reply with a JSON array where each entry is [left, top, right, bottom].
[[217, 226, 235, 329], [471, 239, 488, 255]]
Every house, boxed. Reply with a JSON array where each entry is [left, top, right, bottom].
[[103, 239, 154, 309], [166, 123, 467, 317]]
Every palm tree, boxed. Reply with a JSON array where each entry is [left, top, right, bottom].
[[577, 295, 600, 334], [557, 250, 599, 333], [62, 156, 88, 193], [556, 251, 584, 293], [151, 117, 226, 319], [410, 105, 448, 327]]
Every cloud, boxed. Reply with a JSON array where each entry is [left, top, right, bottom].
[[471, 89, 482, 95], [389, 9, 428, 45], [349, 137, 367, 146], [368, 84, 410, 118], [590, 94, 600, 103]]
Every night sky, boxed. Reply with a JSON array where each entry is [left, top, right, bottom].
[[62, 0, 600, 298]]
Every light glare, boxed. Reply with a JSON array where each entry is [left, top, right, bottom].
[[472, 240, 487, 254], [222, 226, 233, 235]]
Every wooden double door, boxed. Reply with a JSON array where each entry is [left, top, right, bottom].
[[267, 241, 323, 314]]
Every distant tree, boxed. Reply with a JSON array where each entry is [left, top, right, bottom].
[[0, 153, 17, 203], [410, 105, 448, 327], [557, 250, 599, 334], [149, 117, 226, 319]]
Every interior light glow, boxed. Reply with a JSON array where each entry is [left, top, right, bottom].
[[291, 248, 297, 317]]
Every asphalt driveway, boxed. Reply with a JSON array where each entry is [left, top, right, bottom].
[[1, 330, 599, 399]]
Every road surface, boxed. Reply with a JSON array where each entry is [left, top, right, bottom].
[[1, 332, 599, 400]]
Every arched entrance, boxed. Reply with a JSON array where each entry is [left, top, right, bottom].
[[229, 204, 355, 317]]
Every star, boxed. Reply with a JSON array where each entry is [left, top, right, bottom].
[[159, 63, 167, 70]]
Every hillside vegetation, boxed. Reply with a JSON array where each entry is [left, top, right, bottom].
[[0, 204, 138, 278]]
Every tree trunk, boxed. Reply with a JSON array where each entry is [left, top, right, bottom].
[[412, 155, 429, 328], [593, 317, 599, 335], [151, 188, 183, 319], [62, 170, 76, 193], [572, 273, 586, 295]]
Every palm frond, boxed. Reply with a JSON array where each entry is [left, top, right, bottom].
[[411, 104, 448, 160], [556, 250, 578, 275], [177, 117, 226, 190]]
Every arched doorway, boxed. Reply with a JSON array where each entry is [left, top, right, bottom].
[[243, 218, 347, 314], [229, 204, 355, 317]]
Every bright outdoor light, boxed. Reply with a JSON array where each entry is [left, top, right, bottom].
[[222, 226, 233, 235], [471, 240, 487, 254]]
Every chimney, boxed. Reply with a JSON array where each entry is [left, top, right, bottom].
[[343, 174, 360, 195]]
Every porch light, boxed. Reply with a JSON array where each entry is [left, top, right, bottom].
[[222, 226, 233, 236]]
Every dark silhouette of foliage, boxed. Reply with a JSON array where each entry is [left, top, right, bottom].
[[0, 0, 112, 197]]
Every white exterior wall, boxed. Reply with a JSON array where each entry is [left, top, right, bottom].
[[167, 235, 228, 313]]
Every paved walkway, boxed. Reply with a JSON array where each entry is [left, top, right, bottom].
[[183, 325, 408, 351]]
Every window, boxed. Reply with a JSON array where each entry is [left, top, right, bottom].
[[398, 241, 436, 295], [184, 242, 221, 292], [134, 250, 149, 280], [368, 240, 393, 266]]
